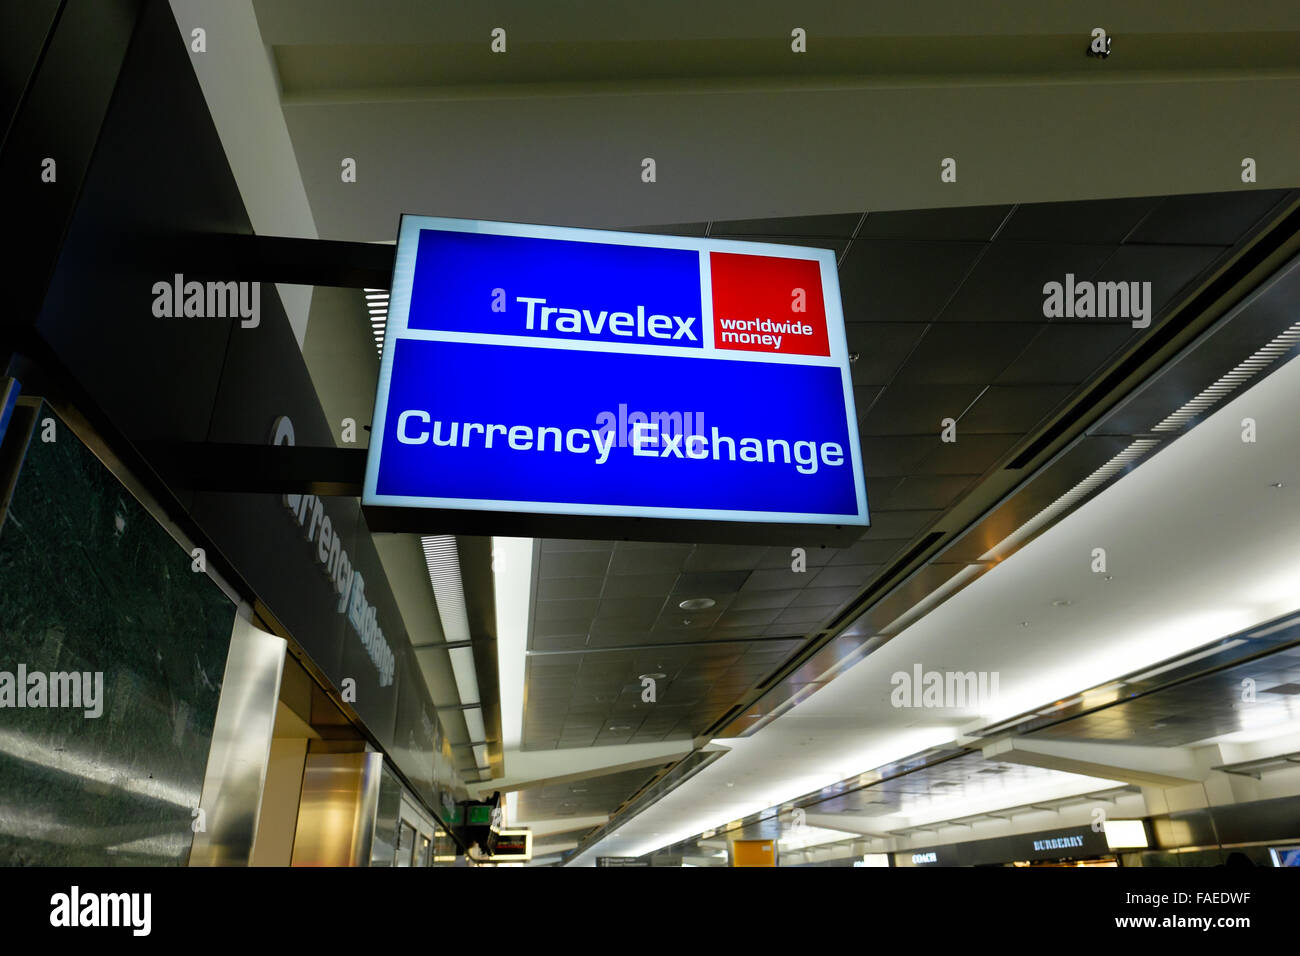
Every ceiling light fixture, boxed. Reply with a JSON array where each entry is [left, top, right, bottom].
[[678, 597, 716, 610], [422, 536, 482, 740]]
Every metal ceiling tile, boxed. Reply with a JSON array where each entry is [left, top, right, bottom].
[[999, 197, 1160, 244], [705, 624, 772, 639], [684, 544, 769, 571], [584, 629, 660, 647], [711, 212, 862, 237], [860, 384, 984, 435], [829, 537, 911, 565], [540, 550, 613, 577], [672, 569, 751, 595], [608, 547, 692, 574], [914, 433, 1022, 475], [535, 598, 600, 622], [789, 585, 861, 608], [839, 240, 986, 324], [541, 538, 615, 553], [846, 322, 929, 385], [853, 386, 883, 423], [959, 385, 1075, 434], [995, 323, 1137, 385], [868, 476, 909, 512], [936, 241, 1114, 323], [599, 571, 680, 597], [858, 204, 1013, 241], [892, 322, 1040, 385], [859, 435, 938, 477], [1125, 190, 1289, 246], [808, 564, 881, 589], [537, 575, 606, 600], [741, 567, 809, 591], [870, 473, 978, 511], [652, 609, 723, 632], [533, 617, 593, 638], [1087, 243, 1226, 321], [715, 607, 784, 627], [861, 509, 942, 539], [731, 588, 802, 610], [597, 595, 667, 618]]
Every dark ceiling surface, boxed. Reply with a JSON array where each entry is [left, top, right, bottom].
[[1026, 643, 1300, 749], [516, 765, 663, 823], [520, 189, 1295, 760]]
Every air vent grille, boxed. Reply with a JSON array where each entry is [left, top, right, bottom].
[[1153, 320, 1300, 432]]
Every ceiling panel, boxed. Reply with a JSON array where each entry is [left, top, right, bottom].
[[1028, 643, 1300, 747], [846, 322, 928, 384], [995, 324, 1138, 385], [891, 323, 1039, 385], [858, 204, 1012, 241], [515, 191, 1283, 825], [838, 240, 986, 324], [935, 241, 1114, 323], [1125, 189, 1289, 246], [710, 213, 863, 238], [1087, 243, 1226, 320], [998, 196, 1162, 244]]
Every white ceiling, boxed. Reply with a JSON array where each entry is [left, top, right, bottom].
[[571, 344, 1300, 862]]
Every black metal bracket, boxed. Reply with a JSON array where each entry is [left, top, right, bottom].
[[140, 441, 368, 495], [156, 234, 396, 290]]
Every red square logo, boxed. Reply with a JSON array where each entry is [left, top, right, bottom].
[[710, 252, 829, 357]]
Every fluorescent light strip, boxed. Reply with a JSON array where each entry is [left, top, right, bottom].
[[421, 536, 471, 643], [464, 707, 486, 743], [1153, 321, 1300, 432], [365, 287, 388, 356], [493, 537, 533, 751], [422, 535, 482, 727]]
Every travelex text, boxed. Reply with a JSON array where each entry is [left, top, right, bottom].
[[364, 219, 867, 523]]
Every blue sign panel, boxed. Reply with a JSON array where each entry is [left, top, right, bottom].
[[363, 216, 868, 530]]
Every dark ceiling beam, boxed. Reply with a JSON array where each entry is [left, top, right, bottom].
[[140, 441, 366, 495], [159, 234, 395, 290]]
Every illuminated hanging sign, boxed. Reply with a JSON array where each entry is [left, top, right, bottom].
[[362, 217, 868, 543]]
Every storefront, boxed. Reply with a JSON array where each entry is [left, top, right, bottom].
[[894, 826, 1122, 868], [0, 0, 465, 867]]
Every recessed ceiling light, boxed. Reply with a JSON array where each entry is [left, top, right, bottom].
[[1271, 482, 1285, 488], [608, 725, 631, 731], [1051, 599, 1074, 607], [678, 597, 716, 610], [640, 672, 666, 680]]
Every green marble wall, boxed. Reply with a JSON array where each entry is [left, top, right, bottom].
[[0, 406, 236, 865]]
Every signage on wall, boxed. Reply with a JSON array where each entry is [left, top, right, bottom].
[[271, 416, 395, 685], [362, 217, 868, 544]]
